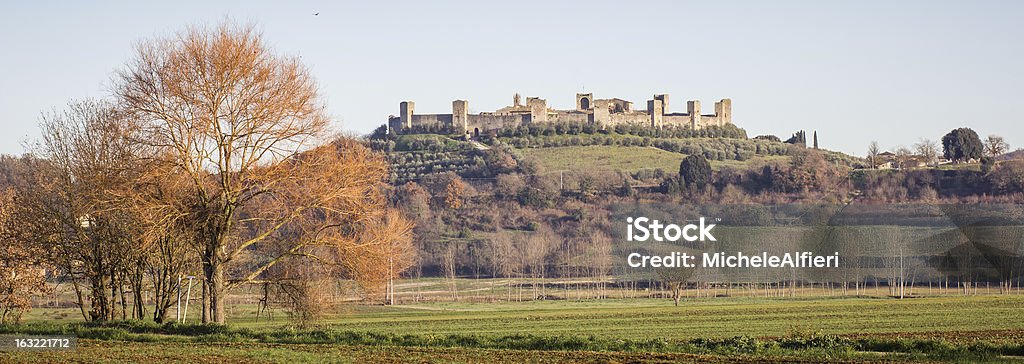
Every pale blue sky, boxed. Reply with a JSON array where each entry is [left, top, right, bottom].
[[1, 0, 1021, 156]]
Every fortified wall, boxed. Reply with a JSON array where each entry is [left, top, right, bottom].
[[388, 93, 732, 137]]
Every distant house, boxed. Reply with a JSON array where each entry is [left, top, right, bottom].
[[876, 151, 897, 169], [875, 151, 928, 170], [904, 156, 926, 169]]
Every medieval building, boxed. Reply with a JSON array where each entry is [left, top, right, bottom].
[[388, 93, 733, 137]]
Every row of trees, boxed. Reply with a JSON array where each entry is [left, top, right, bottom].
[[387, 151, 1024, 304], [492, 121, 748, 139], [0, 21, 414, 324], [867, 128, 1012, 168], [498, 134, 791, 162]]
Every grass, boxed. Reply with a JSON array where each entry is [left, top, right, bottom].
[[4, 295, 1024, 362], [518, 145, 788, 174], [22, 283, 1024, 340], [1, 321, 1020, 362], [0, 340, 777, 364], [934, 163, 982, 171], [276, 295, 1024, 340]]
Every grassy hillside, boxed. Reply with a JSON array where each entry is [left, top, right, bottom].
[[372, 132, 863, 184], [499, 132, 862, 175], [372, 134, 497, 184]]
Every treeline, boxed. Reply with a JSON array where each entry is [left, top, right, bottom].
[[370, 134, 475, 153], [0, 21, 414, 325], [387, 145, 1024, 289], [501, 134, 791, 162], [385, 148, 519, 184], [369, 135, 521, 184], [494, 121, 748, 139], [852, 162, 1024, 202], [390, 172, 616, 298]]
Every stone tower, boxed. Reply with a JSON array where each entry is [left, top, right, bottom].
[[528, 97, 547, 123], [400, 101, 415, 129], [591, 99, 610, 127], [452, 100, 468, 134], [687, 100, 702, 129], [714, 98, 732, 125], [647, 98, 664, 128], [654, 94, 669, 113], [576, 93, 593, 112]]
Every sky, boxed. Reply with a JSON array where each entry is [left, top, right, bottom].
[[1, 0, 1022, 156]]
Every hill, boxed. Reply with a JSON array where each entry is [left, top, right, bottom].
[[371, 130, 864, 184], [997, 148, 1024, 161], [519, 145, 789, 174]]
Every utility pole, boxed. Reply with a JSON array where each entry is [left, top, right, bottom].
[[899, 247, 905, 299], [387, 256, 394, 305], [182, 276, 195, 322], [175, 275, 182, 321]]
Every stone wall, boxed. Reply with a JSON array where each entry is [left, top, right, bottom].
[[549, 112, 589, 123], [608, 111, 651, 126], [388, 94, 733, 135], [466, 114, 529, 135], [411, 114, 453, 127], [663, 114, 691, 127]]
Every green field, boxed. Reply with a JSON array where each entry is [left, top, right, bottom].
[[0, 341, 759, 364], [284, 296, 1024, 340], [5, 295, 1024, 363], [518, 145, 788, 174]]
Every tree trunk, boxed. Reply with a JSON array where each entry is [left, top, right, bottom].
[[201, 278, 210, 323], [203, 251, 226, 324], [89, 271, 111, 321]]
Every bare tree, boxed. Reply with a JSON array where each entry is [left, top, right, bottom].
[[657, 265, 695, 306], [487, 231, 521, 301], [867, 141, 881, 169], [914, 138, 939, 167], [0, 188, 52, 324], [985, 135, 1010, 158], [588, 230, 613, 299], [15, 99, 145, 321], [524, 226, 557, 298], [128, 164, 200, 323], [894, 146, 913, 169], [116, 21, 412, 323], [441, 243, 459, 301]]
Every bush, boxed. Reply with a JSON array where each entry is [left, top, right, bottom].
[[679, 154, 712, 189], [495, 122, 747, 140]]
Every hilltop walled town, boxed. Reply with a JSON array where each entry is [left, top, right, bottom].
[[388, 93, 733, 137]]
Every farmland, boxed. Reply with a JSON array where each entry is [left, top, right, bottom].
[[4, 292, 1024, 363], [0, 341, 737, 364]]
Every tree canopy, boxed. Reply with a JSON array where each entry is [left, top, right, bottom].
[[942, 128, 983, 163], [679, 154, 712, 189]]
